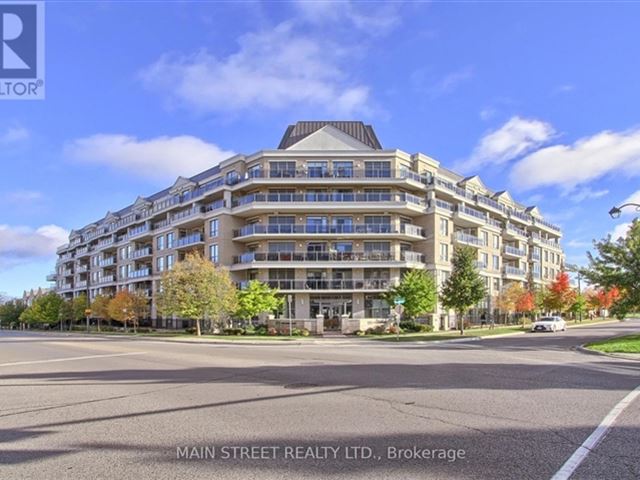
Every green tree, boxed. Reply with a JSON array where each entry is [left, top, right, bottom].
[[158, 252, 238, 336], [20, 292, 64, 327], [90, 294, 111, 332], [236, 280, 283, 325], [59, 300, 74, 330], [72, 293, 89, 323], [440, 246, 487, 335], [0, 300, 26, 328], [582, 219, 640, 319], [383, 269, 437, 321], [107, 290, 148, 333], [568, 293, 587, 322]]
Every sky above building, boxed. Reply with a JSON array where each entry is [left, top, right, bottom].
[[1, 1, 639, 297]]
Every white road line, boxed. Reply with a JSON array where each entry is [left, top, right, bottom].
[[0, 351, 146, 367], [550, 383, 640, 480]]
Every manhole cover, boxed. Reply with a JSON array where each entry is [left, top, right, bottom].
[[283, 382, 319, 389]]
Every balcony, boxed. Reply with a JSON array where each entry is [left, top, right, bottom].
[[503, 245, 527, 258], [171, 206, 204, 226], [62, 269, 74, 277], [530, 234, 562, 250], [59, 283, 73, 291], [128, 268, 151, 279], [531, 217, 562, 234], [476, 195, 507, 215], [97, 237, 115, 250], [429, 198, 454, 213], [243, 279, 392, 291], [127, 224, 151, 239], [504, 223, 527, 240], [175, 233, 204, 248], [454, 205, 487, 227], [76, 280, 88, 288], [230, 192, 425, 215], [46, 273, 57, 282], [76, 265, 89, 273], [509, 210, 533, 225], [99, 257, 115, 268], [131, 247, 152, 259], [251, 167, 430, 184], [76, 246, 91, 257], [233, 223, 425, 239], [233, 250, 424, 265], [454, 231, 485, 248], [97, 275, 115, 284], [503, 266, 526, 278]]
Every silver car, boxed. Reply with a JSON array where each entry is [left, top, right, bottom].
[[531, 316, 566, 333]]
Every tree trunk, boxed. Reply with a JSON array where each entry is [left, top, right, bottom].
[[97, 318, 101, 332], [124, 319, 127, 333], [133, 319, 137, 334], [196, 318, 202, 336], [459, 311, 464, 336]]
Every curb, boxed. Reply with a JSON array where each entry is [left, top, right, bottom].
[[575, 344, 640, 362]]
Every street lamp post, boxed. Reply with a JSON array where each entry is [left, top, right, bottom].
[[287, 294, 293, 337], [608, 203, 640, 219]]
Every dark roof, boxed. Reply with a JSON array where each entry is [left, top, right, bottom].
[[278, 121, 382, 150]]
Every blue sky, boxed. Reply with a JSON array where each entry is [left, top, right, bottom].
[[2, 1, 640, 297]]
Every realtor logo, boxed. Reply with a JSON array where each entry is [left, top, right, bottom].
[[0, 1, 44, 99]]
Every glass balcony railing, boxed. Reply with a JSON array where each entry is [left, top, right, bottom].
[[131, 247, 152, 259], [233, 251, 424, 264], [240, 279, 392, 291], [457, 205, 487, 221], [504, 266, 526, 277], [504, 245, 527, 257], [506, 224, 527, 237], [233, 223, 424, 237], [175, 233, 204, 248], [454, 231, 486, 246], [231, 192, 424, 208], [98, 257, 115, 267], [129, 268, 151, 279]]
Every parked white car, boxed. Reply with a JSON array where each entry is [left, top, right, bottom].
[[531, 316, 566, 333]]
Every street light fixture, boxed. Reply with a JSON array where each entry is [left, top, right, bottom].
[[609, 203, 640, 219]]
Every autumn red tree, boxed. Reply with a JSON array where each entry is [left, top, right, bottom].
[[544, 271, 576, 314], [515, 290, 536, 328], [595, 286, 621, 317]]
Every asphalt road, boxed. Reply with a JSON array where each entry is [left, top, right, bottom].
[[1, 321, 639, 480]]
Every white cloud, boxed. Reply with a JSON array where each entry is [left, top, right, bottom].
[[293, 0, 401, 35], [0, 224, 69, 269], [566, 239, 592, 248], [139, 22, 372, 116], [0, 126, 29, 144], [610, 222, 631, 240], [479, 107, 496, 121], [510, 127, 640, 191], [65, 134, 234, 182], [620, 190, 640, 214], [456, 116, 555, 172], [566, 187, 609, 203], [3, 190, 43, 204]]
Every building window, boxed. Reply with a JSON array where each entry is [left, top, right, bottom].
[[270, 161, 296, 178], [157, 235, 165, 251], [333, 161, 353, 178], [157, 256, 165, 272], [492, 255, 500, 270], [226, 170, 239, 185], [544, 250, 549, 262], [210, 218, 219, 238], [167, 232, 174, 249], [493, 234, 500, 249], [481, 231, 488, 246], [365, 161, 391, 178], [480, 252, 488, 268], [440, 243, 449, 261], [365, 295, 390, 318], [167, 255, 174, 270], [247, 164, 262, 178], [440, 218, 449, 236], [307, 161, 328, 178], [210, 244, 219, 263]]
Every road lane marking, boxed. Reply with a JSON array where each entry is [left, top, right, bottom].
[[0, 351, 146, 367], [550, 383, 640, 480]]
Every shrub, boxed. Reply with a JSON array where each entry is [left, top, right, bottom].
[[244, 326, 256, 335], [254, 325, 268, 336], [267, 327, 278, 336], [137, 328, 151, 334], [185, 327, 197, 335], [365, 325, 385, 335], [223, 328, 245, 336], [300, 328, 310, 337], [353, 330, 366, 336], [399, 321, 420, 332]]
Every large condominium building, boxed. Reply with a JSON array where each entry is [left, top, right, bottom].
[[51, 121, 563, 333]]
